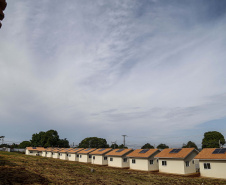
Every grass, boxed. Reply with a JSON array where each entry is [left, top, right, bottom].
[[0, 152, 226, 184]]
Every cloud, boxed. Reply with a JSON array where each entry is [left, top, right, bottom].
[[1, 0, 226, 146]]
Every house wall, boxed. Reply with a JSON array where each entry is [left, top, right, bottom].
[[68, 153, 78, 161], [26, 150, 39, 156], [42, 151, 47, 157], [79, 154, 92, 163], [46, 152, 53, 158], [199, 160, 226, 179], [59, 153, 68, 160], [91, 155, 108, 165], [158, 159, 185, 174], [129, 158, 159, 171], [108, 156, 129, 168], [184, 151, 197, 174], [52, 152, 60, 159]]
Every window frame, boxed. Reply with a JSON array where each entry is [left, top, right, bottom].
[[132, 159, 136, 164], [204, 163, 211, 170], [162, 161, 167, 166], [150, 160, 154, 165]]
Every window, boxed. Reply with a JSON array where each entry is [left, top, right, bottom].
[[93, 156, 95, 160], [192, 160, 194, 164], [77, 154, 79, 158], [132, 159, 136, 164], [68, 154, 71, 157], [185, 161, 190, 167], [150, 160, 154, 165], [80, 155, 82, 158], [89, 155, 92, 158], [30, 151, 33, 153], [110, 158, 113, 161], [104, 157, 107, 160], [52, 152, 53, 155], [204, 163, 211, 169], [162, 161, 167, 166], [66, 154, 69, 157], [123, 158, 128, 162]]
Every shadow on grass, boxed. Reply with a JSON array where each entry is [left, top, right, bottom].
[[0, 156, 50, 185]]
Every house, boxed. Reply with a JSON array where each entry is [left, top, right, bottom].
[[90, 148, 112, 165], [194, 148, 226, 179], [52, 148, 63, 159], [127, 149, 160, 171], [106, 148, 133, 168], [46, 148, 55, 158], [59, 148, 74, 160], [25, 147, 45, 156], [155, 148, 199, 175], [67, 148, 84, 161], [77, 148, 97, 163]]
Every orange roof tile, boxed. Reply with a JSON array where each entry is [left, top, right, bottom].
[[155, 148, 198, 159], [26, 147, 45, 151], [126, 149, 160, 158], [106, 148, 133, 157], [67, 148, 84, 153], [59, 148, 74, 153], [77, 148, 97, 154], [194, 148, 226, 160], [90, 148, 112, 155]]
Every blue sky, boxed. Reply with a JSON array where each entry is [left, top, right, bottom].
[[1, 0, 226, 148]]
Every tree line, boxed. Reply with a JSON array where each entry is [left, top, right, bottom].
[[2, 130, 225, 150]]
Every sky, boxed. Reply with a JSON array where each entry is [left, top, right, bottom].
[[1, 0, 226, 148]]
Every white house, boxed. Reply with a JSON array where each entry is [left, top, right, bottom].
[[155, 148, 199, 175], [90, 148, 112, 165], [77, 148, 97, 163], [127, 149, 160, 171], [25, 147, 45, 156], [46, 148, 55, 158], [106, 148, 133, 168], [52, 148, 63, 159], [194, 148, 226, 179], [67, 148, 84, 161], [59, 148, 74, 160]]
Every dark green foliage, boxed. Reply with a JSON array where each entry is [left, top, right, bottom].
[[118, 144, 128, 149], [157, 143, 169, 149], [30, 130, 69, 148], [141, 143, 154, 149], [110, 143, 119, 149], [202, 131, 225, 148], [182, 141, 198, 150], [18, 141, 31, 148], [78, 137, 109, 148]]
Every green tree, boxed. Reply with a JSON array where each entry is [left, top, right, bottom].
[[18, 141, 31, 148], [118, 144, 128, 149], [157, 143, 169, 149], [78, 137, 109, 148], [202, 131, 225, 148], [110, 143, 119, 149], [58, 138, 70, 148], [182, 141, 198, 150], [141, 143, 154, 149]]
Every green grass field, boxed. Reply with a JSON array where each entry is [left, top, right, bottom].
[[0, 151, 226, 184]]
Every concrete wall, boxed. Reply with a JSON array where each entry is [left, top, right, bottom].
[[184, 151, 197, 174], [52, 152, 60, 159], [46, 152, 53, 158], [26, 150, 39, 156], [91, 155, 108, 165], [79, 154, 92, 163], [159, 159, 185, 174], [199, 160, 226, 179], [42, 151, 47, 157], [60, 153, 68, 160], [129, 158, 159, 171], [108, 156, 129, 168]]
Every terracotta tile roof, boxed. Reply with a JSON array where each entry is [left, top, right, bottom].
[[67, 148, 84, 154], [194, 148, 226, 160], [77, 148, 97, 154], [26, 147, 45, 151], [126, 149, 160, 158], [59, 148, 74, 153], [90, 148, 112, 155], [155, 148, 198, 159], [52, 148, 64, 152], [106, 148, 133, 157]]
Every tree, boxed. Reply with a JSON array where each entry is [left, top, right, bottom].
[[202, 131, 225, 148], [30, 130, 69, 147], [19, 141, 31, 148], [110, 143, 119, 149], [78, 137, 109, 148], [157, 143, 169, 149], [182, 141, 198, 150], [118, 144, 128, 149], [141, 143, 154, 149]]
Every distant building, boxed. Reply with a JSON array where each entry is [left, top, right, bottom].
[[194, 148, 226, 179], [25, 147, 45, 156], [67, 148, 84, 161], [77, 148, 97, 163], [90, 148, 112, 165]]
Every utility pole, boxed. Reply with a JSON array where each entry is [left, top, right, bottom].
[[122, 135, 127, 147]]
